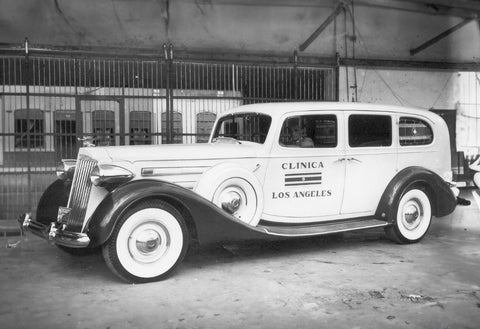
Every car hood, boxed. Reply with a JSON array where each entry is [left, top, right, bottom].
[[78, 142, 262, 163]]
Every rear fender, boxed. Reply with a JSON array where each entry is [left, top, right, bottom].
[[375, 166, 456, 222], [86, 179, 268, 247]]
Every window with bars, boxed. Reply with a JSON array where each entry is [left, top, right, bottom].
[[92, 110, 115, 146], [54, 111, 79, 160], [14, 109, 45, 149], [161, 112, 183, 144], [399, 117, 433, 146], [196, 112, 216, 143], [130, 111, 152, 145]]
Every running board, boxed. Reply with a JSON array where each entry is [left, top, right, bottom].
[[257, 218, 388, 237]]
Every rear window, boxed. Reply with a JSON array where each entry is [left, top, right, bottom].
[[399, 117, 433, 146], [349, 114, 392, 147]]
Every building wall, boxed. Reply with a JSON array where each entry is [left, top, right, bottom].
[[457, 72, 480, 157], [339, 67, 460, 109]]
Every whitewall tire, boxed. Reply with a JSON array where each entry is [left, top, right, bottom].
[[385, 188, 432, 244], [102, 200, 188, 283]]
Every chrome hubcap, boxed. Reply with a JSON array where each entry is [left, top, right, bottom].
[[220, 191, 242, 214], [404, 205, 419, 224], [212, 177, 258, 224], [128, 222, 170, 263], [135, 229, 161, 254], [402, 200, 422, 230]]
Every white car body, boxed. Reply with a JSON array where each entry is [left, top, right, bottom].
[[80, 102, 452, 225], [22, 102, 457, 283]]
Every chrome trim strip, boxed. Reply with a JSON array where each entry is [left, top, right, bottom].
[[141, 166, 209, 177]]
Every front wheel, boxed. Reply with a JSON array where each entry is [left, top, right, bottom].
[[102, 200, 189, 283], [385, 188, 432, 244]]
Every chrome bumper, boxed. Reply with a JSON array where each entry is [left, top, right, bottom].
[[19, 213, 90, 248]]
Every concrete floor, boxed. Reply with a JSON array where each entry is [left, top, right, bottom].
[[1, 190, 479, 329]]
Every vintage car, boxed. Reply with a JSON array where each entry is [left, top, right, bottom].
[[20, 102, 457, 283]]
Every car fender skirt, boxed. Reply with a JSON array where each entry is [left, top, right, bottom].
[[375, 166, 456, 222], [86, 180, 269, 247]]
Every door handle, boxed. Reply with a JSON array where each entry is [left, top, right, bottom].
[[347, 157, 362, 163], [334, 158, 346, 163]]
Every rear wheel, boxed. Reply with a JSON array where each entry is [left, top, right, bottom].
[[102, 200, 189, 283], [385, 188, 432, 244]]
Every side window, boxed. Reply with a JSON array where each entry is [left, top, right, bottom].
[[349, 114, 392, 147], [279, 115, 337, 148], [399, 117, 433, 146], [14, 109, 45, 149]]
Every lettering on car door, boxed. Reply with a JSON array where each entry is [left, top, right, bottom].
[[263, 113, 346, 221]]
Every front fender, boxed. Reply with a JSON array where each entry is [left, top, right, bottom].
[[375, 166, 456, 222], [36, 179, 70, 225], [86, 179, 269, 247]]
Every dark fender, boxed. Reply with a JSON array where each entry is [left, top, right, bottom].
[[35, 179, 70, 225], [86, 179, 270, 247], [375, 166, 456, 223]]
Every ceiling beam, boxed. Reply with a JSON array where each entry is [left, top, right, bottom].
[[410, 18, 476, 56], [405, 0, 480, 12], [298, 2, 345, 52], [354, 0, 480, 18], [1, 42, 479, 71], [340, 57, 480, 71]]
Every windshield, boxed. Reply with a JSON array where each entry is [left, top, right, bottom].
[[212, 113, 272, 144]]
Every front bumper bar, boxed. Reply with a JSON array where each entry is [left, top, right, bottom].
[[19, 213, 90, 248]]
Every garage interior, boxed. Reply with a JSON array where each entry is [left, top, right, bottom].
[[1, 0, 480, 328]]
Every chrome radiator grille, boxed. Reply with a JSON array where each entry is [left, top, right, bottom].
[[66, 156, 97, 230]]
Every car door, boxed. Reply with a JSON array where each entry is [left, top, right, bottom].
[[262, 112, 346, 223], [340, 112, 398, 216]]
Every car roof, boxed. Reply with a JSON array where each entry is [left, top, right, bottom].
[[221, 102, 439, 121]]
